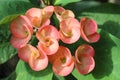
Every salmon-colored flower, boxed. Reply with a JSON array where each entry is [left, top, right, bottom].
[[29, 45, 48, 71], [48, 46, 74, 76], [54, 6, 75, 21], [10, 15, 33, 38], [37, 37, 59, 55], [36, 25, 59, 55], [75, 44, 95, 74], [18, 44, 35, 62], [61, 10, 75, 20], [10, 15, 33, 48], [25, 8, 42, 28], [54, 6, 65, 21], [18, 44, 48, 71], [36, 25, 60, 41], [42, 6, 54, 22], [80, 18, 100, 43], [59, 18, 80, 44]]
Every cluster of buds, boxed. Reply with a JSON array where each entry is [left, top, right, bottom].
[[10, 6, 100, 76]]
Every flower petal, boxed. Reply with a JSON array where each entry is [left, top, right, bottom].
[[37, 38, 59, 55], [80, 18, 97, 36], [54, 6, 65, 21], [10, 34, 31, 49], [61, 10, 75, 20], [75, 44, 95, 74], [87, 32, 100, 43], [18, 44, 34, 62], [80, 17, 100, 43], [51, 46, 74, 76], [48, 46, 72, 64], [42, 6, 54, 22], [26, 8, 42, 28], [59, 18, 80, 44], [75, 54, 95, 74], [53, 58, 74, 76], [29, 45, 48, 71], [10, 15, 33, 38], [10, 25, 31, 49], [75, 44, 95, 57], [36, 25, 60, 41]]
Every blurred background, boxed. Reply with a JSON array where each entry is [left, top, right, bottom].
[[84, 0, 120, 4]]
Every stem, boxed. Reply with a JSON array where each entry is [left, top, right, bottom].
[[41, 0, 54, 6]]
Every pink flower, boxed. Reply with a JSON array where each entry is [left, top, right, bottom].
[[48, 46, 74, 76], [36, 25, 60, 55], [10, 15, 33, 48], [18, 44, 34, 62], [61, 10, 75, 20], [54, 6, 75, 21], [42, 6, 54, 22], [80, 18, 100, 43], [37, 37, 59, 55], [59, 18, 80, 44], [25, 8, 42, 28], [74, 44, 95, 74], [25, 6, 54, 28], [18, 44, 48, 71], [29, 45, 48, 71], [36, 25, 60, 40], [54, 6, 65, 21]]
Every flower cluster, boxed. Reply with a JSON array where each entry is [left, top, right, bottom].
[[10, 6, 100, 76]]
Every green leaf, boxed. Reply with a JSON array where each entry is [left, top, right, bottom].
[[64, 2, 120, 39], [0, 42, 17, 64], [54, 0, 80, 6], [52, 74, 77, 80], [79, 3, 120, 25], [0, 0, 34, 64], [52, 74, 66, 80], [15, 60, 53, 80], [0, 0, 34, 21], [72, 29, 120, 80], [78, 3, 120, 39], [64, 1, 101, 12], [0, 14, 20, 25], [0, 24, 11, 43]]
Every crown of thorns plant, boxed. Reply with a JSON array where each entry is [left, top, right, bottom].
[[10, 6, 100, 76]]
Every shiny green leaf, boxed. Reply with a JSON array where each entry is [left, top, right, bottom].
[[72, 30, 120, 80], [15, 60, 53, 80]]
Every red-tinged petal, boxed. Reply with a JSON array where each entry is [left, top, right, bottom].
[[10, 15, 33, 38], [87, 32, 100, 43], [10, 27, 31, 49], [48, 46, 72, 64], [80, 27, 89, 42], [18, 44, 34, 62], [40, 19, 50, 28], [59, 18, 80, 44], [82, 18, 97, 36], [53, 58, 74, 76], [61, 10, 75, 20], [75, 44, 95, 74], [26, 8, 42, 28], [37, 38, 59, 55], [42, 6, 54, 21], [54, 6, 65, 21], [75, 54, 95, 74], [75, 44, 95, 58], [80, 17, 100, 43], [36, 25, 60, 41], [49, 46, 74, 76], [10, 35, 30, 49], [29, 47, 48, 71]]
